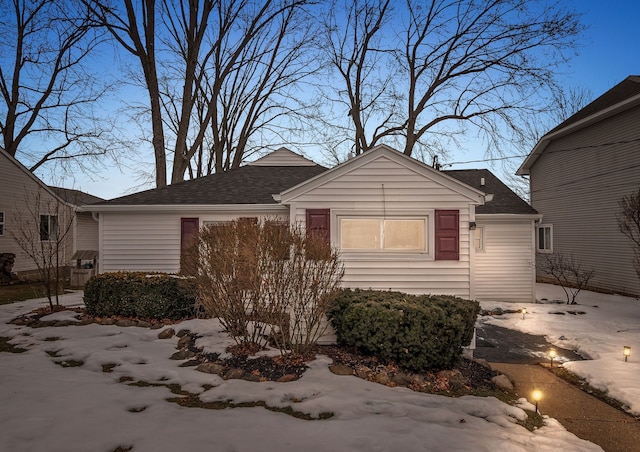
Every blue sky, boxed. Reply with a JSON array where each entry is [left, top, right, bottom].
[[36, 0, 640, 200]]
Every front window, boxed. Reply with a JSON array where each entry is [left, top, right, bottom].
[[340, 218, 426, 252], [536, 224, 553, 253], [40, 215, 58, 241]]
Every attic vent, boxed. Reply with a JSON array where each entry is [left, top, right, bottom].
[[480, 177, 485, 186]]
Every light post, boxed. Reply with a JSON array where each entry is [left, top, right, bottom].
[[532, 390, 542, 413], [549, 349, 557, 367], [624, 346, 631, 362], [521, 307, 527, 320]]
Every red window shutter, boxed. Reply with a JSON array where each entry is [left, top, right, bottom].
[[180, 218, 200, 272], [306, 209, 330, 244], [435, 210, 459, 260]]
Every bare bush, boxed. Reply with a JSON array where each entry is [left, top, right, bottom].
[[537, 253, 594, 305], [617, 188, 640, 282], [184, 219, 344, 355]]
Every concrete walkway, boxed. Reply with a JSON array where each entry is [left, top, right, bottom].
[[491, 362, 640, 452]]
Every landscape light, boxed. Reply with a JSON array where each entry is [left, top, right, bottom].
[[532, 389, 542, 413], [549, 349, 557, 367], [624, 346, 631, 362], [521, 308, 527, 319]]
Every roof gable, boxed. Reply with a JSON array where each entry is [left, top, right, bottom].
[[279, 144, 487, 205], [517, 76, 640, 175], [249, 147, 317, 166], [1, 147, 100, 208], [548, 76, 640, 134]]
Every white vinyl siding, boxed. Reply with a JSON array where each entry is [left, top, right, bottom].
[[99, 211, 288, 273], [530, 105, 640, 296], [284, 154, 477, 298], [100, 212, 181, 273], [75, 212, 99, 251], [475, 219, 536, 302]]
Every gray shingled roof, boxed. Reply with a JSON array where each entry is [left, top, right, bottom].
[[93, 160, 534, 215], [546, 75, 640, 135], [93, 164, 328, 206], [49, 187, 104, 205], [444, 169, 537, 215]]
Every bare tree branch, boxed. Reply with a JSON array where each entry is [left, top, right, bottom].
[[0, 0, 113, 173]]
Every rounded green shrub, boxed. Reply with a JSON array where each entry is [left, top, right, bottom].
[[84, 272, 196, 320], [328, 289, 480, 372]]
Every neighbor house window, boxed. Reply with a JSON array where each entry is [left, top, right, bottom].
[[0, 211, 4, 236], [474, 227, 485, 251], [340, 218, 426, 252], [40, 215, 58, 241], [536, 224, 553, 252]]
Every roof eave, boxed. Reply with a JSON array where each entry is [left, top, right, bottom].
[[476, 213, 542, 221], [82, 203, 289, 213]]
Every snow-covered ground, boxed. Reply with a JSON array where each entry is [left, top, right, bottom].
[[2, 284, 635, 452], [478, 283, 640, 416]]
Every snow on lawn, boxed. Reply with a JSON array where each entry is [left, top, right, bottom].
[[0, 292, 601, 452], [479, 283, 640, 416]]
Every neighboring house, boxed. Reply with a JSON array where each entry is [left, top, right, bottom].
[[517, 75, 640, 297], [0, 147, 103, 282], [85, 145, 539, 302]]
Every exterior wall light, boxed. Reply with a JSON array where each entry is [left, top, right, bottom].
[[532, 389, 542, 413], [624, 346, 631, 362], [469, 222, 477, 230]]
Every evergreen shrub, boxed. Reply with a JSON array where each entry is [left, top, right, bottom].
[[84, 272, 196, 319], [328, 289, 480, 371]]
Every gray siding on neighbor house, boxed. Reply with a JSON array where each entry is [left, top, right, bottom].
[[0, 151, 74, 274], [530, 105, 640, 296], [285, 154, 478, 298]]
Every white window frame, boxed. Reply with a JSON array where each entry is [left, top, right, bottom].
[[474, 226, 485, 252], [536, 224, 553, 253], [39, 214, 58, 242], [0, 211, 4, 236], [338, 216, 429, 254]]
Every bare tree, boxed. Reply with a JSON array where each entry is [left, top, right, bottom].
[[89, 0, 316, 187], [9, 188, 75, 311], [537, 253, 594, 305], [617, 188, 640, 281], [319, 0, 583, 161], [505, 85, 592, 200], [0, 0, 113, 172]]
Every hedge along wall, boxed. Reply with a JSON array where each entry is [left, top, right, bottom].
[[328, 289, 480, 372], [84, 272, 196, 320]]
